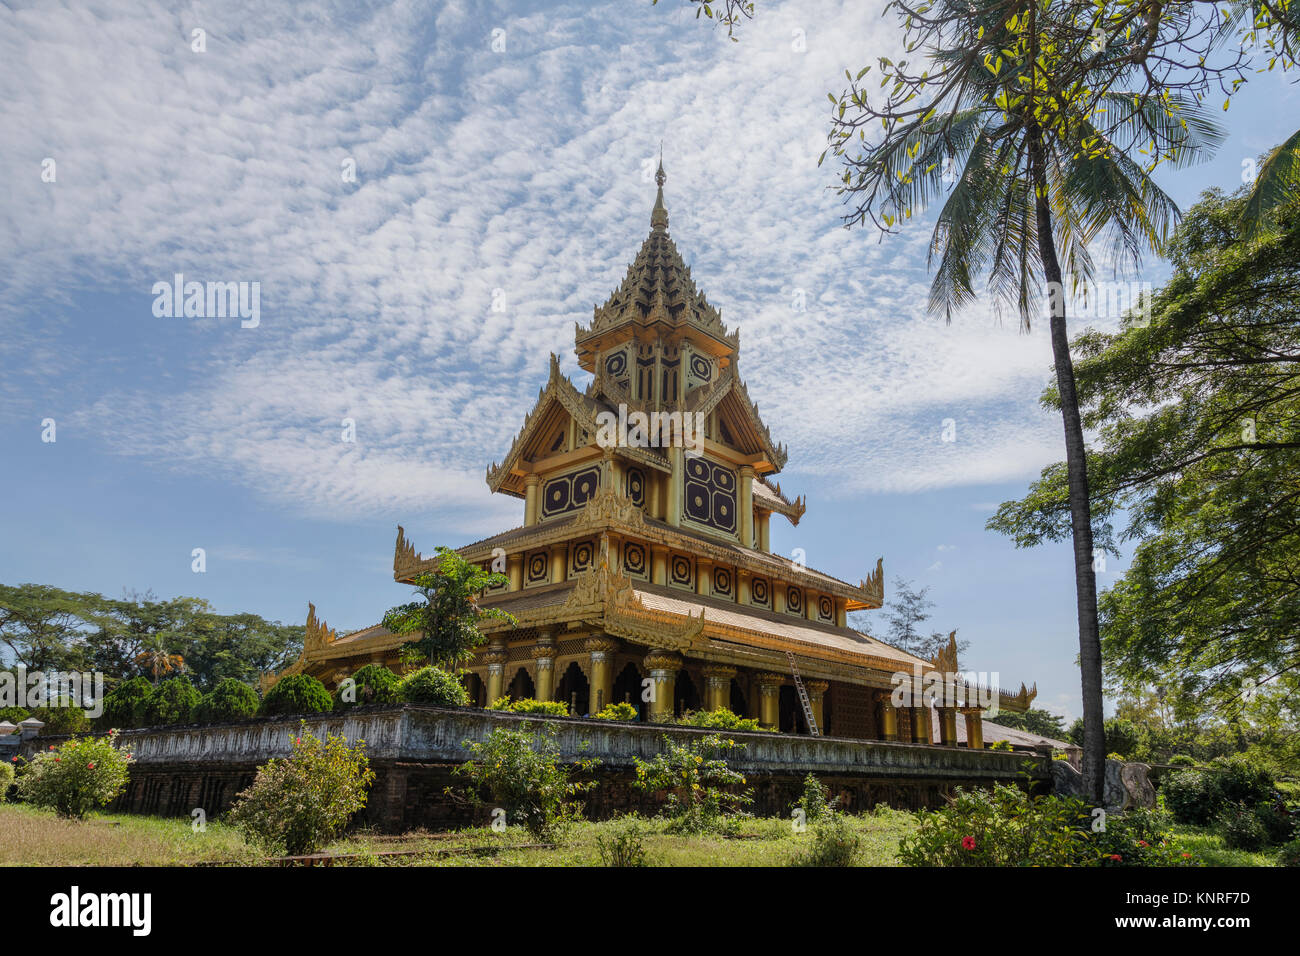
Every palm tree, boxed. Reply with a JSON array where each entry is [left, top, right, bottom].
[[135, 635, 185, 682]]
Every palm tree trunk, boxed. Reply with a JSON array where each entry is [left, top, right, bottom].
[[1029, 130, 1106, 804]]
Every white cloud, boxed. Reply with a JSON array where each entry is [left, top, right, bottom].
[[0, 0, 1110, 527]]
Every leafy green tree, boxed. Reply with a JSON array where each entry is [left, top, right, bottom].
[[874, 577, 968, 661], [0, 583, 105, 671], [97, 676, 155, 730], [195, 678, 260, 724], [984, 707, 1069, 740], [663, 0, 1222, 803], [381, 546, 514, 669], [142, 676, 201, 725], [990, 187, 1300, 724]]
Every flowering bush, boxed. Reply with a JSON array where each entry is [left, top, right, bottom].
[[592, 701, 640, 721], [632, 734, 751, 834], [226, 724, 375, 856], [16, 731, 132, 818], [668, 708, 769, 732], [0, 759, 14, 802], [455, 723, 598, 841], [486, 696, 569, 716], [397, 666, 469, 707], [898, 784, 1199, 867]]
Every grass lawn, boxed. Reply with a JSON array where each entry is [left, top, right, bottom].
[[2, 802, 1286, 867], [0, 803, 916, 867]]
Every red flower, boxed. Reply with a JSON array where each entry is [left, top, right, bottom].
[[48, 745, 56, 750], [87, 762, 95, 769], [961, 836, 976, 851], [10, 756, 16, 762], [1108, 854, 1122, 862], [1182, 852, 1192, 859], [1137, 840, 1148, 847], [53, 756, 60, 762]]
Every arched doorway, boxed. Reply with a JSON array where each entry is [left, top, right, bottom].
[[612, 661, 645, 720], [729, 679, 747, 716], [675, 669, 701, 716], [556, 661, 590, 716], [462, 672, 486, 708], [507, 667, 535, 702]]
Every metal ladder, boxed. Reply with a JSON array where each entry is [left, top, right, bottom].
[[786, 651, 820, 736]]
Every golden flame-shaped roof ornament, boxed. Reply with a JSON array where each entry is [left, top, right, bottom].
[[651, 146, 668, 232]]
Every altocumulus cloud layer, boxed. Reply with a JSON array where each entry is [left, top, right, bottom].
[[1, 0, 1079, 531]]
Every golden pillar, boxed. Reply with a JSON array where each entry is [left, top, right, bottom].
[[938, 707, 959, 746], [483, 641, 508, 704], [757, 510, 770, 552], [805, 589, 819, 622], [962, 708, 985, 749], [756, 672, 784, 729], [773, 586, 786, 615], [549, 543, 567, 584], [696, 557, 713, 597], [586, 636, 619, 714], [666, 447, 683, 526], [650, 545, 669, 586], [805, 680, 829, 734], [507, 553, 523, 592], [739, 465, 755, 548], [702, 664, 736, 712], [880, 699, 900, 741], [523, 474, 540, 526], [531, 631, 556, 702], [737, 569, 751, 605], [644, 651, 682, 721], [911, 706, 932, 744]]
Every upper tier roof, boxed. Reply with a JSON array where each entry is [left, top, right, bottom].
[[575, 161, 739, 367]]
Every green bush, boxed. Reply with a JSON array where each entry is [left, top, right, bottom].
[[1277, 838, 1300, 867], [1211, 756, 1275, 807], [335, 664, 401, 709], [259, 674, 333, 717], [596, 816, 649, 866], [397, 666, 469, 707], [1162, 758, 1276, 826], [16, 731, 132, 818], [898, 784, 1200, 867], [1252, 802, 1294, 847], [195, 679, 260, 724], [632, 734, 751, 834], [98, 677, 154, 730], [1217, 803, 1268, 852], [0, 706, 31, 724], [142, 677, 201, 726], [486, 696, 569, 716], [455, 723, 598, 842], [796, 773, 837, 826], [669, 707, 768, 732], [1168, 754, 1196, 767], [792, 813, 860, 867], [226, 724, 375, 856], [28, 701, 91, 735], [989, 740, 1014, 752], [592, 701, 640, 721], [0, 760, 13, 802]]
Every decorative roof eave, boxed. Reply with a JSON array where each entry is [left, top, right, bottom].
[[485, 355, 591, 493], [729, 377, 789, 472], [755, 477, 807, 526]]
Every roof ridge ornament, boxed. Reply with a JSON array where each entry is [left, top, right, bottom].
[[651, 149, 669, 232]]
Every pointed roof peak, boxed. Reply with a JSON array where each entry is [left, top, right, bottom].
[[651, 148, 668, 231]]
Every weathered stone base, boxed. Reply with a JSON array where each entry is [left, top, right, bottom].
[[26, 705, 1050, 833]]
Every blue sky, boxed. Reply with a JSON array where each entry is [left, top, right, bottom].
[[2, 0, 1296, 722]]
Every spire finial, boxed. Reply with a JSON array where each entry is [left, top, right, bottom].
[[651, 144, 668, 231]]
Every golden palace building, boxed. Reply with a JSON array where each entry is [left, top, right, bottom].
[[275, 163, 1036, 747]]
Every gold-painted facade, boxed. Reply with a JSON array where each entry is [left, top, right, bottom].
[[271, 166, 1037, 744]]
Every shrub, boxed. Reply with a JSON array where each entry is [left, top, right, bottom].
[[0, 706, 31, 724], [1168, 754, 1196, 767], [226, 724, 375, 856], [98, 677, 154, 730], [1093, 806, 1198, 866], [486, 696, 569, 716], [792, 813, 860, 867], [670, 707, 767, 732], [397, 666, 469, 707], [195, 679, 260, 724], [455, 723, 598, 842], [596, 815, 649, 866], [592, 701, 640, 721], [335, 664, 401, 709], [16, 731, 132, 818], [632, 734, 752, 834], [28, 701, 91, 735], [1253, 802, 1295, 847], [259, 674, 333, 717], [0, 760, 13, 802], [796, 773, 837, 826], [1277, 839, 1300, 867], [989, 740, 1014, 752], [1217, 803, 1268, 852], [1162, 758, 1276, 826], [142, 677, 201, 726], [1211, 756, 1275, 808]]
